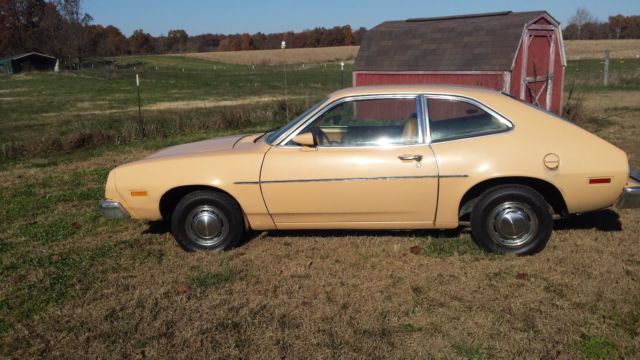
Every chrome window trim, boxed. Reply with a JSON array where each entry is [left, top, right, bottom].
[[420, 95, 432, 144], [422, 93, 515, 143], [276, 94, 425, 147]]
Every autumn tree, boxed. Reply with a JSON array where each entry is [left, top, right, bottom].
[[166, 29, 188, 53], [240, 33, 254, 50], [353, 26, 367, 45], [129, 29, 155, 54], [342, 25, 353, 45], [0, 0, 49, 56], [103, 25, 129, 55]]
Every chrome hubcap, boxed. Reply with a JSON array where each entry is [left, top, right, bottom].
[[487, 202, 538, 247], [185, 205, 228, 246]]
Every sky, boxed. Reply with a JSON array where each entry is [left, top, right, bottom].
[[84, 0, 640, 37]]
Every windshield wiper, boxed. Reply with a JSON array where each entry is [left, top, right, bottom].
[[253, 127, 280, 143]]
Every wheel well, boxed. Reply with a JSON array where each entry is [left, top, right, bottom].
[[458, 177, 568, 221], [159, 185, 234, 221]]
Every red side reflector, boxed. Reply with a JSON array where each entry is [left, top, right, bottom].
[[589, 178, 611, 184]]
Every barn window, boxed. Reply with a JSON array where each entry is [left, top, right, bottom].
[[292, 97, 422, 147], [427, 97, 512, 142]]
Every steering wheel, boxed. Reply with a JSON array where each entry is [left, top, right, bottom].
[[309, 127, 332, 146]]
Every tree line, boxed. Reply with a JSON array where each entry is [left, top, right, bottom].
[[563, 7, 640, 40], [2, 1, 639, 65], [0, 0, 366, 65]]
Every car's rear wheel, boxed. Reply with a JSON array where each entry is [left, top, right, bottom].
[[171, 190, 244, 251], [470, 185, 553, 255]]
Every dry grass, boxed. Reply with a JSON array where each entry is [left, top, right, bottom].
[[180, 40, 640, 66], [577, 90, 640, 167], [1, 89, 639, 359], [565, 39, 640, 60], [180, 46, 359, 65], [2, 176, 640, 359], [1, 51, 640, 358]]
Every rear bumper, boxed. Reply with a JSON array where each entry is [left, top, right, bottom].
[[98, 199, 130, 219], [615, 169, 640, 209]]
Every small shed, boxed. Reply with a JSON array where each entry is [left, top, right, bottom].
[[353, 11, 566, 114], [0, 52, 58, 75]]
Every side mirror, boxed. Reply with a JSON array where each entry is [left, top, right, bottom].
[[292, 132, 316, 147]]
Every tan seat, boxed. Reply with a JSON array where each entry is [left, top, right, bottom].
[[401, 118, 418, 143]]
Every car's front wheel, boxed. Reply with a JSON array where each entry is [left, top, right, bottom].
[[470, 185, 553, 255], [171, 190, 245, 251]]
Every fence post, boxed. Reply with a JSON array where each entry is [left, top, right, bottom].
[[136, 74, 145, 138], [603, 50, 610, 87]]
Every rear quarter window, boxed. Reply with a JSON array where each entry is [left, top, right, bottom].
[[428, 98, 511, 142]]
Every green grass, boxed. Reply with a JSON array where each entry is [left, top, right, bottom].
[[452, 343, 493, 360], [565, 58, 640, 92], [0, 54, 639, 357], [18, 217, 80, 244], [576, 335, 619, 359], [400, 323, 422, 333], [421, 235, 492, 257], [190, 268, 239, 288], [0, 55, 350, 147]]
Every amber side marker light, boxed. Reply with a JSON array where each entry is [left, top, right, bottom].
[[130, 191, 148, 197], [589, 178, 612, 185]]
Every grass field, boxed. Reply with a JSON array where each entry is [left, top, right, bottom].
[[181, 45, 359, 65], [0, 51, 639, 358], [565, 39, 640, 60], [177, 40, 640, 65], [0, 56, 351, 160]]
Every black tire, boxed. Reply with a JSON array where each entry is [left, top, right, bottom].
[[171, 190, 245, 252], [470, 185, 553, 255]]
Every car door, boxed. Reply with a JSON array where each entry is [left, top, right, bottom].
[[260, 95, 439, 229]]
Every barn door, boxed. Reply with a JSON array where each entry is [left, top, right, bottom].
[[521, 29, 556, 111]]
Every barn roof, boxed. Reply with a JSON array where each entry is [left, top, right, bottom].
[[354, 11, 559, 72], [0, 52, 56, 63]]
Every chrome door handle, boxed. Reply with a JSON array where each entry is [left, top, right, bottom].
[[398, 154, 423, 162]]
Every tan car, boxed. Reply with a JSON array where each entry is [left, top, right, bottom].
[[99, 85, 640, 255]]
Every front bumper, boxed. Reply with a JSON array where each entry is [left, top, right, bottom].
[[98, 199, 130, 219], [615, 169, 640, 209]]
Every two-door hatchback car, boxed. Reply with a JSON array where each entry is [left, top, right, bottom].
[[100, 85, 640, 255]]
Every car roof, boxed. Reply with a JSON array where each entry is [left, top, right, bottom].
[[328, 85, 502, 101]]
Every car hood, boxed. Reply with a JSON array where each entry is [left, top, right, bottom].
[[145, 135, 247, 160]]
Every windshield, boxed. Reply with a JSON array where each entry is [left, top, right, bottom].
[[266, 98, 327, 144]]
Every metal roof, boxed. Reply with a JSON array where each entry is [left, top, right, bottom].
[[354, 11, 558, 72], [0, 52, 56, 63]]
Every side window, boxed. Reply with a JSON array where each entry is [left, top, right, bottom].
[[290, 98, 420, 147], [428, 98, 511, 142]]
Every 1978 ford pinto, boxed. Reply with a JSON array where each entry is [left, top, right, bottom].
[[99, 85, 640, 255]]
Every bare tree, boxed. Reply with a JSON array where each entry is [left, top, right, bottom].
[[569, 7, 596, 40], [54, 0, 92, 67]]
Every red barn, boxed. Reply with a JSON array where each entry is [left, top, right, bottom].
[[353, 11, 567, 114]]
